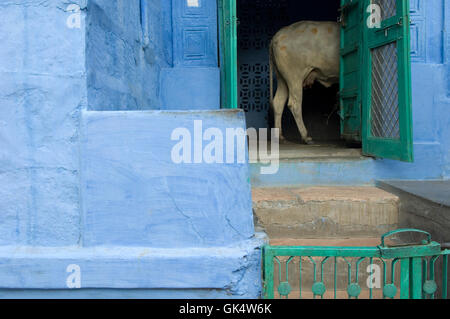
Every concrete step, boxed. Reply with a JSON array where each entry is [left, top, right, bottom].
[[253, 186, 399, 238], [267, 238, 401, 299], [270, 237, 382, 246]]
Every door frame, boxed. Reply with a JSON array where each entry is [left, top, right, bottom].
[[218, 0, 238, 109], [360, 0, 414, 162], [218, 0, 414, 162]]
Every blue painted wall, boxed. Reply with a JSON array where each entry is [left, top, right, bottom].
[[86, 0, 161, 110], [86, 0, 219, 111], [407, 0, 450, 180], [0, 0, 261, 298], [80, 110, 254, 248], [439, 0, 450, 179], [0, 0, 87, 246]]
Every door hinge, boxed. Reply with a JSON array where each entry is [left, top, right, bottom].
[[338, 5, 348, 27]]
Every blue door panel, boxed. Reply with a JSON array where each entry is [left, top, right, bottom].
[[172, 0, 218, 67]]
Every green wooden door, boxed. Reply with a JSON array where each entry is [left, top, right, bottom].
[[339, 0, 364, 142], [361, 0, 413, 162], [218, 0, 238, 109]]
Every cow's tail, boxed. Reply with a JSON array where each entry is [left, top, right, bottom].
[[269, 40, 275, 108]]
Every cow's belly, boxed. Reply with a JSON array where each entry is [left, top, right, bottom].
[[272, 21, 340, 83]]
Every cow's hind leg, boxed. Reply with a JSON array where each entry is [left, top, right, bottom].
[[288, 88, 313, 145], [272, 73, 289, 142]]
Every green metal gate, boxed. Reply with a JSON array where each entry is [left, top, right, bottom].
[[263, 229, 450, 299]]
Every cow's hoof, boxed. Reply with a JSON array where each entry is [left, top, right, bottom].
[[305, 138, 314, 145]]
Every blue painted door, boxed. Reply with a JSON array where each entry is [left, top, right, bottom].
[[172, 0, 218, 67]]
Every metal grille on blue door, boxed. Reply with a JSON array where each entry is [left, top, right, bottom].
[[237, 0, 289, 129]]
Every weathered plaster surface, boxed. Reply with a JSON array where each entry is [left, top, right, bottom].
[[81, 110, 255, 247], [0, 0, 87, 246], [86, 0, 163, 110], [0, 0, 262, 298]]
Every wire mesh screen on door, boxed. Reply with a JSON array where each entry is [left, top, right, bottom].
[[237, 0, 290, 129], [370, 0, 400, 139], [371, 43, 400, 139], [372, 0, 397, 20]]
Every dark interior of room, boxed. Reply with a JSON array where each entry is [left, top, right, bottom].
[[237, 0, 343, 144]]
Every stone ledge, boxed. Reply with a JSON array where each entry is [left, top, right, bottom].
[[0, 238, 263, 296], [253, 187, 399, 206], [269, 237, 382, 247]]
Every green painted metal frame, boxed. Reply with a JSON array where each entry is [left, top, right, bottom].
[[339, 0, 364, 142], [263, 229, 449, 299], [361, 0, 414, 162], [218, 0, 238, 109]]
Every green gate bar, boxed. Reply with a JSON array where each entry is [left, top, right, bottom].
[[263, 229, 450, 299]]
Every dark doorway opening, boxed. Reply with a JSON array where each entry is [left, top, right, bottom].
[[237, 0, 349, 148]]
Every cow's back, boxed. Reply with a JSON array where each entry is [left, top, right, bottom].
[[271, 21, 340, 83]]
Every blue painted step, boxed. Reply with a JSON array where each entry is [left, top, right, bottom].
[[250, 141, 442, 187]]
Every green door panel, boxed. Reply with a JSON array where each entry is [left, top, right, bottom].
[[361, 0, 413, 162], [218, 0, 238, 109], [339, 0, 364, 142]]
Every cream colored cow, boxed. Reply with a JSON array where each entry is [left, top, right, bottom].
[[269, 21, 340, 144]]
